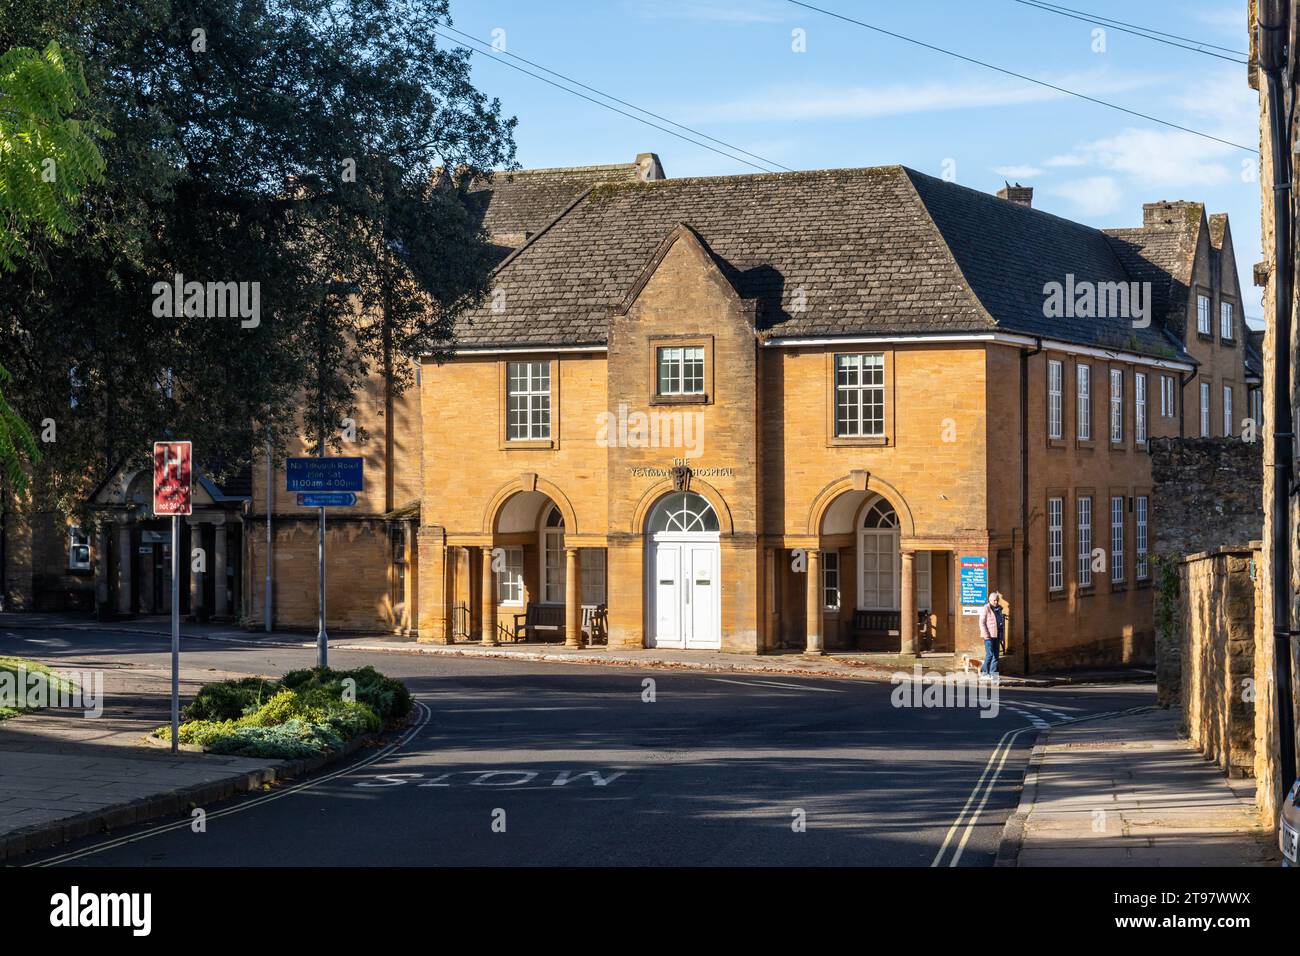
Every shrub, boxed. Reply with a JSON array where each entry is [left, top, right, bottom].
[[182, 676, 271, 722], [156, 667, 400, 758]]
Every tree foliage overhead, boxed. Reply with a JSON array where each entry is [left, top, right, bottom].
[[0, 0, 516, 513], [0, 41, 107, 272]]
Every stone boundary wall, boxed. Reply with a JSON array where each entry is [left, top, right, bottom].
[[1158, 545, 1259, 778]]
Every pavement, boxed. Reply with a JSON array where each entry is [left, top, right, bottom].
[[1000, 707, 1279, 867]]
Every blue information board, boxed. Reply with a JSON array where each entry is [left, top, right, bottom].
[[286, 457, 364, 493], [959, 556, 988, 614], [297, 493, 357, 507]]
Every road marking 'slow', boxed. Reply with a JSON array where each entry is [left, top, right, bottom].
[[28, 699, 434, 866]]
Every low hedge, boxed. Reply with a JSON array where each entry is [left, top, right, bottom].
[[157, 665, 407, 759]]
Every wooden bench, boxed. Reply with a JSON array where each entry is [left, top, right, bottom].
[[513, 604, 565, 643], [581, 603, 608, 645]]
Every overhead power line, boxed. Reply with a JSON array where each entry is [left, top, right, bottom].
[[784, 0, 1257, 154], [1011, 0, 1248, 64], [435, 26, 793, 174]]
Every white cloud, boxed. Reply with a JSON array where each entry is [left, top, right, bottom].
[[1049, 176, 1124, 216], [993, 164, 1044, 179], [1051, 127, 1236, 189], [682, 72, 1151, 123], [1045, 154, 1089, 167]]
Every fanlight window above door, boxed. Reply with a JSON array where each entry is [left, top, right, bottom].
[[861, 498, 898, 529], [648, 492, 720, 533]]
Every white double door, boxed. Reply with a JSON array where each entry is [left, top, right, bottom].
[[649, 536, 720, 649]]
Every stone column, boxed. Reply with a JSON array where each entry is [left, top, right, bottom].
[[480, 546, 498, 645], [212, 519, 229, 618], [900, 549, 917, 656], [804, 548, 823, 655], [565, 547, 582, 648], [95, 526, 110, 608], [116, 520, 133, 615]]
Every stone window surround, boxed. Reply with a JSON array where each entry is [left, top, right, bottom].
[[1195, 288, 1213, 340], [1046, 356, 1065, 446], [648, 334, 713, 406], [1134, 489, 1152, 586], [1046, 490, 1066, 597], [498, 355, 560, 450], [1075, 359, 1095, 449], [826, 349, 893, 448], [1108, 489, 1127, 592], [1075, 487, 1096, 596], [1219, 298, 1237, 344]]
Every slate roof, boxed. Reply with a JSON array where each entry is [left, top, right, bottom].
[[452, 164, 1204, 361], [466, 162, 646, 260]]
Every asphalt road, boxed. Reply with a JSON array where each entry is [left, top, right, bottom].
[[0, 627, 1152, 866]]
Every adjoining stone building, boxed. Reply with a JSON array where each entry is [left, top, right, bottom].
[[414, 163, 1254, 672]]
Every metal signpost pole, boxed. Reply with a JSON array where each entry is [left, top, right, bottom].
[[318, 502, 328, 669], [170, 513, 179, 753]]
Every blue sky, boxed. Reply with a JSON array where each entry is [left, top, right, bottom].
[[449, 0, 1261, 324]]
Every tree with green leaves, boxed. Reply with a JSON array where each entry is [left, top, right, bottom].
[[0, 0, 516, 515], [0, 40, 106, 271]]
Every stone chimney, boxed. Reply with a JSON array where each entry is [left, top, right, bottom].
[[996, 182, 1033, 207], [1142, 199, 1204, 228], [636, 152, 666, 181]]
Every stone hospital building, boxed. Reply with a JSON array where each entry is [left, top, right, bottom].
[[405, 159, 1255, 672]]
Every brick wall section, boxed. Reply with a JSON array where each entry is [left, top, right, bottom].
[[1168, 546, 1259, 777], [1148, 437, 1263, 558]]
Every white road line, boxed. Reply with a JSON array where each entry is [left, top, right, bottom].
[[706, 677, 844, 693], [28, 698, 433, 867], [930, 724, 1034, 867], [1010, 700, 1074, 721]]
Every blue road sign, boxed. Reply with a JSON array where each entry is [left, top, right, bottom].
[[297, 493, 357, 507], [286, 457, 364, 492]]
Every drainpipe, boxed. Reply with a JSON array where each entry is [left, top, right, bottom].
[[264, 439, 273, 632], [1261, 0, 1298, 800], [1020, 337, 1042, 674]]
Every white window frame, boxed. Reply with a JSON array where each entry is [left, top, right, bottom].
[[822, 550, 841, 610], [1220, 301, 1234, 341], [1135, 372, 1147, 444], [68, 525, 91, 571], [1109, 368, 1124, 443], [1223, 385, 1233, 437], [1199, 382, 1211, 437], [506, 361, 551, 441], [1077, 363, 1091, 440], [916, 551, 933, 612], [1077, 496, 1093, 588], [1110, 496, 1125, 584], [834, 353, 885, 438], [541, 507, 565, 604], [580, 548, 606, 606], [1197, 294, 1211, 335], [1047, 497, 1064, 592], [1136, 496, 1149, 581], [496, 546, 524, 606], [656, 346, 705, 396], [1160, 374, 1175, 419], [1047, 359, 1063, 440]]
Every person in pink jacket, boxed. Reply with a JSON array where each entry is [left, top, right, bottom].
[[978, 591, 1004, 680]]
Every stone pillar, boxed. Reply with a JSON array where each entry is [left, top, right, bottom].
[[116, 521, 132, 615], [804, 548, 823, 655], [480, 546, 497, 645], [565, 547, 582, 648], [900, 549, 917, 656], [213, 519, 229, 618], [95, 526, 110, 608], [187, 517, 205, 618]]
